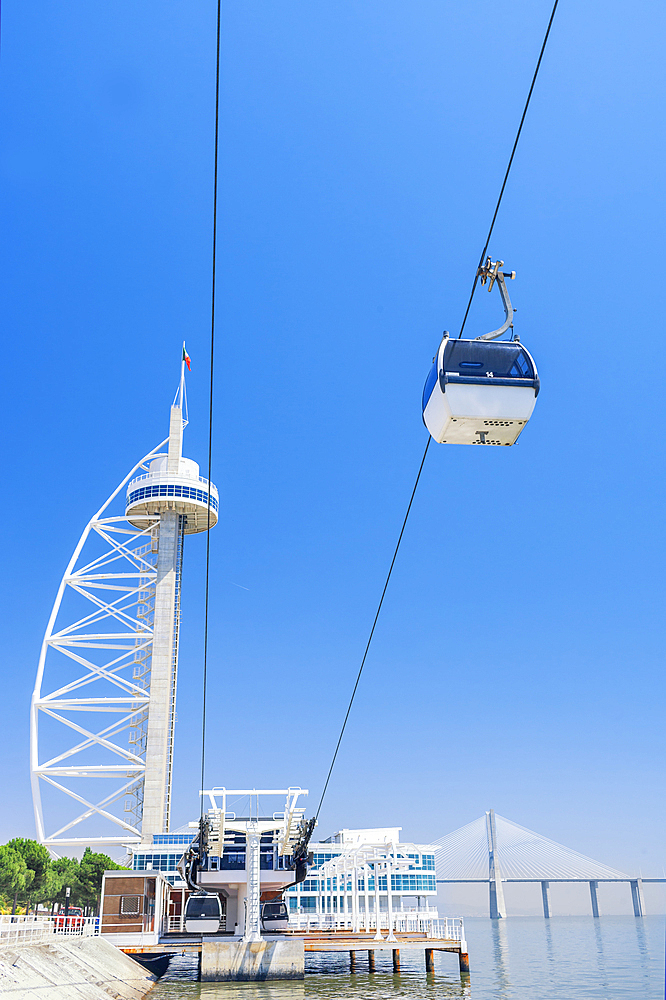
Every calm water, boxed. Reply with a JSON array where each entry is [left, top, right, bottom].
[[148, 916, 665, 1000]]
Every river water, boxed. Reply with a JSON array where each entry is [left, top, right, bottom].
[[148, 916, 665, 999]]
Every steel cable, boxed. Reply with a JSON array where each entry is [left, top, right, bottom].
[[200, 0, 222, 818], [314, 437, 431, 821], [315, 0, 560, 821], [458, 0, 560, 338]]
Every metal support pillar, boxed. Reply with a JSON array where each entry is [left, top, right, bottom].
[[244, 823, 262, 940], [486, 810, 506, 918], [349, 951, 356, 972], [351, 867, 359, 933], [367, 951, 375, 972], [589, 881, 599, 918], [386, 856, 396, 941], [541, 881, 551, 918], [630, 879, 645, 917], [373, 862, 383, 940], [392, 949, 400, 973], [459, 951, 470, 974], [425, 948, 434, 973]]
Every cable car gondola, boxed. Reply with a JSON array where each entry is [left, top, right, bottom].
[[184, 891, 222, 934], [422, 259, 539, 446], [261, 899, 289, 932]]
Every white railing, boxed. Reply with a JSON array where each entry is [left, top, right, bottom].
[[286, 911, 462, 939], [0, 915, 100, 947], [429, 918, 465, 942], [128, 472, 217, 493], [165, 915, 227, 933]]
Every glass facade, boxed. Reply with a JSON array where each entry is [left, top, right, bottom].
[[127, 483, 219, 512], [391, 873, 436, 892], [133, 852, 180, 873], [130, 837, 439, 911]]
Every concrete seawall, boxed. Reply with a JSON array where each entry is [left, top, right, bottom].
[[201, 938, 304, 981], [0, 935, 155, 999]]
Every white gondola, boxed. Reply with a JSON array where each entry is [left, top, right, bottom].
[[184, 891, 222, 934], [261, 899, 289, 932], [422, 259, 539, 446]]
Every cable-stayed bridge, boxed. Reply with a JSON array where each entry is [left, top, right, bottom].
[[432, 811, 664, 918]]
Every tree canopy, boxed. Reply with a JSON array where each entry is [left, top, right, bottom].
[[0, 845, 30, 899], [6, 839, 51, 897], [0, 839, 127, 914]]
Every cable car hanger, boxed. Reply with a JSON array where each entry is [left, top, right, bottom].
[[475, 257, 517, 341]]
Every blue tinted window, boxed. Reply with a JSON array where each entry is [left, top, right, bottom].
[[444, 340, 534, 379], [128, 485, 218, 512]]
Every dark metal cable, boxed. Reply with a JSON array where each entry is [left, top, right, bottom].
[[314, 436, 431, 821], [200, 0, 222, 818], [458, 0, 560, 337], [315, 0, 560, 820]]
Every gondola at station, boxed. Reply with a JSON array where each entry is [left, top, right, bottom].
[[422, 258, 540, 446], [98, 787, 469, 981]]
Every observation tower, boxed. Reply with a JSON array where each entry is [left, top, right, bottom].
[[30, 357, 217, 849]]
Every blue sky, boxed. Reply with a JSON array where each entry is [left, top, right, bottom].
[[1, 1, 664, 909]]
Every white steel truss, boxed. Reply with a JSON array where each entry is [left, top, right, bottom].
[[30, 439, 169, 849]]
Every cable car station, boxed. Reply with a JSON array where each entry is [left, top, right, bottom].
[[99, 789, 469, 981]]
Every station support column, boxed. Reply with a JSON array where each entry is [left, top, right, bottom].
[[244, 823, 262, 940]]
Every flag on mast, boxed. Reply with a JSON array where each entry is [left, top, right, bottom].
[[183, 345, 191, 371]]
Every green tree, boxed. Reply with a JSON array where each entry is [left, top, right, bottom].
[[51, 856, 81, 909], [76, 848, 126, 913], [32, 863, 64, 912], [6, 840, 51, 898], [0, 845, 30, 899]]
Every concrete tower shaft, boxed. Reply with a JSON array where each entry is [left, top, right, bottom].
[[127, 398, 217, 839], [140, 505, 183, 838]]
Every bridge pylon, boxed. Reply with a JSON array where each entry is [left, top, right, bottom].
[[486, 809, 506, 919]]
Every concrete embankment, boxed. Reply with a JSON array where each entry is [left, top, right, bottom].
[[201, 938, 304, 981], [0, 936, 155, 999]]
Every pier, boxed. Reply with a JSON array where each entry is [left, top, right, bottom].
[[120, 926, 470, 980]]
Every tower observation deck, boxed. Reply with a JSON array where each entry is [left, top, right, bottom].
[[30, 362, 216, 849]]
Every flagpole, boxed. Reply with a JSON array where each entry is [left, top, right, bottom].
[[179, 342, 186, 408]]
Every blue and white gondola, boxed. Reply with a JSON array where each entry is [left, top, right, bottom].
[[184, 891, 222, 934], [261, 900, 289, 932], [422, 260, 540, 446], [422, 335, 539, 446]]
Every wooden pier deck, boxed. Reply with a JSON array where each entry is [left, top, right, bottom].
[[121, 929, 470, 976]]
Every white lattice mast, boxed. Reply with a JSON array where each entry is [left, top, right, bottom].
[[30, 353, 218, 849]]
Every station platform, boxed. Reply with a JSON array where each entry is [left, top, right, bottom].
[[119, 929, 470, 978]]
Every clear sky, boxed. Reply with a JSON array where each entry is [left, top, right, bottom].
[[1, 1, 664, 914]]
